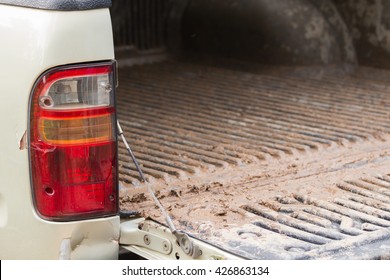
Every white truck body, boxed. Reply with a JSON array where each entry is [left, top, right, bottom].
[[0, 4, 119, 259]]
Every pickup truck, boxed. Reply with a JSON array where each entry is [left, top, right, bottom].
[[1, 0, 390, 260]]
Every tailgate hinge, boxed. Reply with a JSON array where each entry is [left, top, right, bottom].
[[120, 219, 173, 255]]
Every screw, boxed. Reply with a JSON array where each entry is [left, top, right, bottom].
[[144, 235, 151, 245], [162, 241, 170, 252], [39, 96, 54, 108]]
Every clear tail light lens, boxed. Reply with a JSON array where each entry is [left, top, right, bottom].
[[29, 62, 118, 221]]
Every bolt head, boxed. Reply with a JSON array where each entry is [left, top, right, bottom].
[[143, 235, 151, 245]]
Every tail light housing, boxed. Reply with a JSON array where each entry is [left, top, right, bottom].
[[29, 61, 118, 221]]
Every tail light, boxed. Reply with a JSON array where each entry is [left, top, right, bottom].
[[29, 61, 118, 221]]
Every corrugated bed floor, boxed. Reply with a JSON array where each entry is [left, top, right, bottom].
[[117, 61, 390, 259]]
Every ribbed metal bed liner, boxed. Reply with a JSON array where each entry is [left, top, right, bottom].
[[117, 61, 390, 259]]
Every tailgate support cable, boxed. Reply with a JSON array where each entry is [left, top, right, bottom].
[[117, 121, 202, 259]]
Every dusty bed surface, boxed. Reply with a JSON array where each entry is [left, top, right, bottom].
[[117, 61, 390, 259]]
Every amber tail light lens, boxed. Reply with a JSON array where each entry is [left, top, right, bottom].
[[29, 62, 118, 221]]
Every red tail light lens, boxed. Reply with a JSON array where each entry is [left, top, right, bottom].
[[29, 62, 118, 221]]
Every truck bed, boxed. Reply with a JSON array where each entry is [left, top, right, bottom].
[[117, 60, 390, 259]]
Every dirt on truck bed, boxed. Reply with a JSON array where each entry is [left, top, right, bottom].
[[117, 60, 390, 259]]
